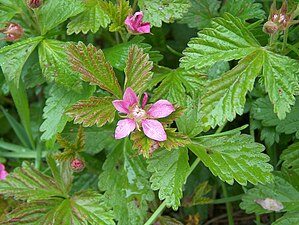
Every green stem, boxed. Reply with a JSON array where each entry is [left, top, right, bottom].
[[282, 28, 289, 52], [144, 201, 166, 225], [132, 0, 139, 12], [221, 182, 234, 225], [212, 194, 243, 204], [256, 214, 261, 224], [35, 144, 42, 169]]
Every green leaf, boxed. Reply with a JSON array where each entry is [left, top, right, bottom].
[[66, 96, 116, 127], [138, 0, 190, 27], [179, 0, 221, 29], [98, 139, 154, 225], [39, 39, 82, 90], [161, 128, 191, 150], [220, 0, 265, 21], [272, 212, 299, 225], [240, 175, 299, 214], [61, 123, 115, 155], [200, 50, 263, 128], [147, 147, 190, 210], [180, 13, 260, 70], [99, 0, 130, 32], [280, 142, 299, 174], [0, 36, 43, 86], [0, 191, 115, 225], [252, 97, 299, 138], [104, 36, 162, 71], [183, 181, 213, 207], [38, 0, 84, 35], [188, 130, 273, 185], [67, 0, 110, 34], [124, 45, 153, 94], [67, 42, 122, 98], [40, 84, 95, 141], [0, 0, 23, 22], [150, 67, 207, 106], [0, 162, 64, 201], [262, 52, 299, 119]]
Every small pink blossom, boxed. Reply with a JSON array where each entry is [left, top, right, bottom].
[[113, 87, 175, 141], [125, 11, 150, 34], [0, 163, 9, 180], [0, 22, 23, 42]]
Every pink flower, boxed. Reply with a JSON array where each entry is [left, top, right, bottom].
[[0, 22, 23, 42], [125, 11, 150, 34], [112, 87, 175, 141], [0, 163, 8, 180]]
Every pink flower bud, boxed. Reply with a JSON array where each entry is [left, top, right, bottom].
[[125, 11, 150, 34], [27, 0, 43, 9], [70, 158, 85, 172], [0, 22, 24, 42]]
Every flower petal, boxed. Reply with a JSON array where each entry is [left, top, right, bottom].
[[112, 100, 130, 114], [137, 22, 151, 33], [125, 16, 135, 31], [0, 163, 8, 180], [142, 92, 148, 108], [123, 87, 138, 106], [147, 100, 175, 118], [142, 119, 166, 141], [115, 119, 136, 139]]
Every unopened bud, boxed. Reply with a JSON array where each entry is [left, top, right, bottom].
[[263, 21, 279, 34], [70, 158, 85, 172], [0, 22, 23, 42], [27, 0, 43, 9]]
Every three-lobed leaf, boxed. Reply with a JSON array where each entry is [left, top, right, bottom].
[[188, 130, 273, 185], [147, 147, 190, 210], [67, 42, 122, 98], [66, 96, 116, 127]]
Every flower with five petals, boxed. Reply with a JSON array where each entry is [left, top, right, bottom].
[[112, 87, 175, 141], [125, 11, 150, 34]]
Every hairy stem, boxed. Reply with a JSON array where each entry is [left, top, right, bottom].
[[221, 182, 234, 225]]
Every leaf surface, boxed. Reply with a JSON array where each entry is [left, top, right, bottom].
[[67, 0, 110, 34], [124, 45, 153, 94], [188, 130, 273, 185], [40, 84, 95, 141], [67, 42, 122, 98], [147, 147, 190, 210], [66, 96, 116, 127], [138, 0, 190, 27], [180, 13, 260, 70], [98, 139, 154, 225], [39, 39, 82, 90]]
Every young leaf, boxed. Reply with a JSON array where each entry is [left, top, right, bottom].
[[99, 0, 130, 32], [67, 0, 110, 34], [138, 0, 190, 27], [0, 162, 64, 201], [38, 0, 84, 35], [240, 175, 299, 214], [220, 0, 265, 21], [180, 13, 260, 70], [179, 0, 221, 29], [200, 49, 264, 128], [124, 45, 153, 94], [262, 52, 299, 119], [188, 130, 273, 185], [40, 84, 95, 141], [0, 36, 43, 86], [39, 39, 82, 90], [67, 42, 122, 98], [147, 147, 190, 210], [98, 139, 154, 225], [66, 96, 116, 127], [161, 128, 191, 151]]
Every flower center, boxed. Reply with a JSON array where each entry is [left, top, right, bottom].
[[132, 105, 146, 119]]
